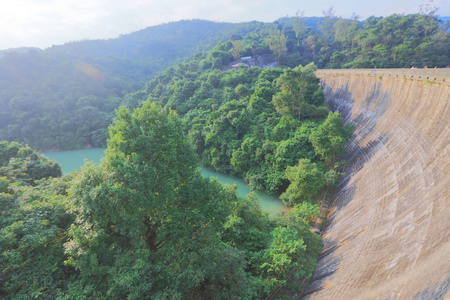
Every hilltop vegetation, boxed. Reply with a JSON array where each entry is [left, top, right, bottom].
[[277, 11, 449, 68]]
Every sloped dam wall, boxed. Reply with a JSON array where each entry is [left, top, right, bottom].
[[302, 70, 450, 299]]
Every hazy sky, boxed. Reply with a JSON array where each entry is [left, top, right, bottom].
[[1, 0, 449, 50]]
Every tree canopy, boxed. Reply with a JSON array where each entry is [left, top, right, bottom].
[[0, 101, 324, 298], [65, 102, 257, 298]]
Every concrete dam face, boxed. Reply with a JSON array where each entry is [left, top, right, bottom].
[[303, 70, 450, 299]]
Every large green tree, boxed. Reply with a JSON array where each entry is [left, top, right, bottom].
[[65, 101, 255, 299], [272, 63, 318, 120], [280, 158, 325, 205], [265, 28, 287, 64], [309, 111, 353, 167], [291, 11, 307, 46]]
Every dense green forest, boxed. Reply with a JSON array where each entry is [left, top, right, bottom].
[[0, 107, 322, 298], [135, 45, 353, 199], [0, 38, 351, 298], [278, 11, 450, 68], [0, 51, 351, 300], [0, 13, 448, 151]]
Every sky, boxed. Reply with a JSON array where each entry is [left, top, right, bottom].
[[0, 0, 449, 50]]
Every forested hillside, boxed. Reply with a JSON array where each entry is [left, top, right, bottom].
[[1, 14, 448, 150], [133, 41, 353, 200], [0, 20, 268, 150], [0, 106, 323, 298], [277, 12, 450, 68], [0, 29, 352, 298], [46, 20, 267, 60]]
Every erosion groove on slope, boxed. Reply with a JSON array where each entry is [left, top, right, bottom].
[[301, 71, 450, 300]]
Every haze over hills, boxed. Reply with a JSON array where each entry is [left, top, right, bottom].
[[0, 20, 266, 59], [0, 14, 449, 151], [0, 20, 268, 150], [44, 20, 268, 59]]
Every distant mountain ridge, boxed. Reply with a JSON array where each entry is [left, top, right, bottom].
[[1, 20, 264, 59], [2, 15, 448, 58], [0, 47, 43, 60]]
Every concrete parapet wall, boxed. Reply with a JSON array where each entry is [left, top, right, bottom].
[[318, 68, 450, 84], [302, 71, 450, 299]]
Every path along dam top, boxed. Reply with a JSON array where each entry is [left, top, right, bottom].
[[317, 68, 450, 84], [301, 70, 449, 299]]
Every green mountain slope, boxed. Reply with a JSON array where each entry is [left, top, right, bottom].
[[0, 20, 266, 150]]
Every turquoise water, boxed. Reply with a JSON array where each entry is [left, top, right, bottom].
[[41, 148, 285, 215], [199, 166, 285, 215], [42, 148, 105, 174]]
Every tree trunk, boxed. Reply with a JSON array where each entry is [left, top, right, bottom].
[[144, 219, 160, 252]]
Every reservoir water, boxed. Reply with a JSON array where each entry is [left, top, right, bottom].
[[42, 148, 106, 174], [42, 148, 285, 215]]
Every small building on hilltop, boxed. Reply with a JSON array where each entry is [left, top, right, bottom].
[[224, 55, 276, 71], [231, 63, 250, 71]]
